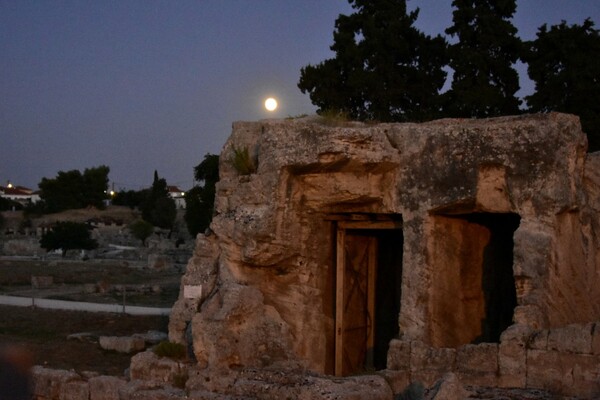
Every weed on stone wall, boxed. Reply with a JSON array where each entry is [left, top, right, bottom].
[[230, 145, 257, 175]]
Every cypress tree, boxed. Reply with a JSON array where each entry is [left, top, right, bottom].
[[298, 0, 447, 122], [445, 0, 522, 117], [524, 19, 600, 151]]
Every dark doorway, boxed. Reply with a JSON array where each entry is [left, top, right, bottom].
[[373, 230, 403, 369], [335, 219, 403, 376], [468, 213, 520, 343], [428, 212, 520, 347]]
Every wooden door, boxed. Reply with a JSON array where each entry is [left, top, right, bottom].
[[335, 230, 377, 376]]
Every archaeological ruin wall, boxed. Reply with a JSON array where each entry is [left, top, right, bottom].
[[168, 113, 600, 397]]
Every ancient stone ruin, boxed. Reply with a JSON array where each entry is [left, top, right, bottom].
[[167, 112, 600, 398], [29, 113, 600, 399]]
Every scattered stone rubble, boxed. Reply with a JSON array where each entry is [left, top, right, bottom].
[[31, 113, 600, 399], [65, 330, 169, 354]]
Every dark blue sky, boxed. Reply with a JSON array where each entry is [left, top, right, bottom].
[[2, 1, 599, 190]]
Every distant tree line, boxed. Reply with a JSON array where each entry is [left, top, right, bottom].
[[26, 165, 111, 214], [299, 0, 600, 151], [112, 171, 173, 225], [113, 170, 177, 242], [112, 158, 219, 239], [31, 160, 220, 255]]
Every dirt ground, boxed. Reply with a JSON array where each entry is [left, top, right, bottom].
[[0, 258, 179, 376], [0, 305, 168, 376]]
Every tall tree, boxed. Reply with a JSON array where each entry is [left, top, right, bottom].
[[140, 170, 176, 230], [185, 154, 219, 236], [445, 0, 522, 117], [82, 165, 110, 209], [298, 0, 447, 122], [39, 221, 98, 257], [524, 19, 600, 151], [112, 189, 145, 209], [39, 170, 84, 213], [129, 219, 154, 246], [38, 166, 110, 213]]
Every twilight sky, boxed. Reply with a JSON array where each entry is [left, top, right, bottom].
[[2, 1, 599, 191]]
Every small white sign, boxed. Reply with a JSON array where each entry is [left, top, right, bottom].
[[183, 285, 202, 299]]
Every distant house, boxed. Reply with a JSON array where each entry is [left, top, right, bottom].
[[0, 183, 40, 206], [167, 185, 186, 209]]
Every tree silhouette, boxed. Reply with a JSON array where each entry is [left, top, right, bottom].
[[185, 154, 219, 236], [40, 222, 98, 257], [298, 0, 447, 122], [38, 166, 110, 213], [129, 219, 154, 246], [140, 170, 176, 230], [524, 19, 600, 151], [444, 0, 522, 117]]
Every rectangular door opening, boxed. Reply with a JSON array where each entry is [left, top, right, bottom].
[[334, 218, 403, 376], [428, 212, 520, 347]]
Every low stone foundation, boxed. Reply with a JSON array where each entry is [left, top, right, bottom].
[[387, 322, 600, 398]]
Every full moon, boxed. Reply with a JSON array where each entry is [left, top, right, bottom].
[[264, 97, 278, 111]]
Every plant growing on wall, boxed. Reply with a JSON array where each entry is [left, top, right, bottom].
[[230, 145, 257, 175]]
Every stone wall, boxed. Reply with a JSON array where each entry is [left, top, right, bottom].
[[387, 321, 600, 398], [26, 113, 600, 399], [166, 113, 600, 397]]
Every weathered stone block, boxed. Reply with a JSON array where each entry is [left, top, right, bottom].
[[410, 341, 456, 373], [428, 373, 470, 400], [527, 329, 548, 350], [456, 343, 498, 387], [527, 349, 570, 394], [118, 380, 182, 400], [386, 339, 410, 370], [99, 336, 146, 354], [498, 325, 530, 387], [527, 349, 600, 397], [547, 323, 593, 354], [60, 379, 89, 400], [376, 369, 410, 396], [89, 375, 127, 400], [128, 387, 186, 400], [31, 367, 80, 400], [456, 343, 498, 373], [129, 350, 186, 385], [408, 341, 456, 386], [132, 330, 168, 345], [571, 354, 600, 399]]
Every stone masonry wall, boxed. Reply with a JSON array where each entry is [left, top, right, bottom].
[[387, 321, 600, 398], [28, 114, 600, 399], [165, 113, 600, 397]]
